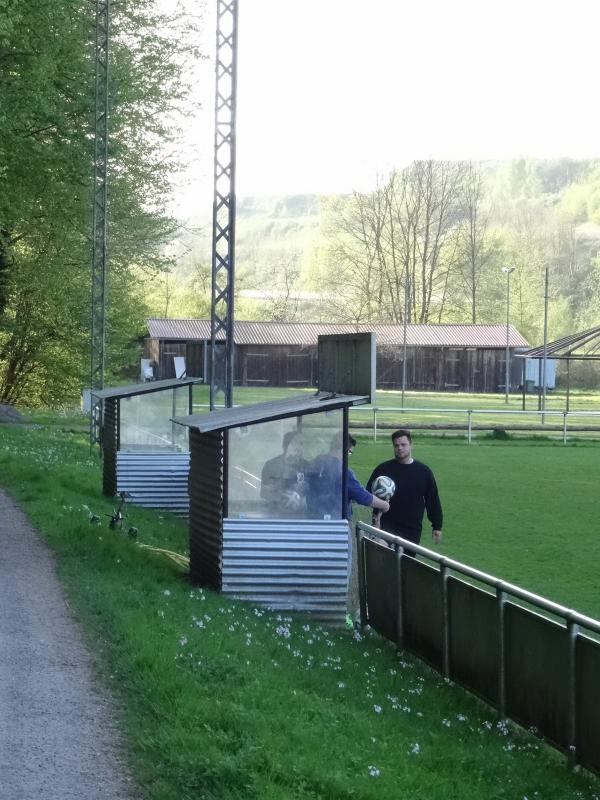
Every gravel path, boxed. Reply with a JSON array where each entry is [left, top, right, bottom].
[[0, 488, 139, 800]]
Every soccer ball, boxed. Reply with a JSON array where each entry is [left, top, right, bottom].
[[371, 475, 395, 501]]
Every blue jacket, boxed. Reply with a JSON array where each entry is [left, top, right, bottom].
[[346, 468, 373, 519]]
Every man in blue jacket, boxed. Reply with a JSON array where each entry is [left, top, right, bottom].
[[346, 435, 389, 520], [308, 435, 389, 520]]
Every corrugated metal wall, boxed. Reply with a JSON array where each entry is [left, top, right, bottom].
[[102, 398, 118, 497], [189, 428, 224, 590], [221, 518, 350, 624], [115, 452, 190, 512]]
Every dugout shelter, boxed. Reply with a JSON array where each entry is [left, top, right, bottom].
[[173, 333, 375, 622], [92, 377, 202, 512]]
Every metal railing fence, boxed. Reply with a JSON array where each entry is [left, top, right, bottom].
[[355, 521, 600, 773], [350, 406, 600, 444], [191, 402, 600, 445]]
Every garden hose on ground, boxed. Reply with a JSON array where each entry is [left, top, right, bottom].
[[136, 543, 190, 569]]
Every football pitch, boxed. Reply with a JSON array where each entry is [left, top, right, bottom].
[[348, 437, 600, 621]]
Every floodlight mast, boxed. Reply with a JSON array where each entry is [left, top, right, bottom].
[[209, 0, 239, 410], [90, 0, 110, 445]]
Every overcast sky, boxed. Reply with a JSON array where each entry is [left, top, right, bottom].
[[174, 0, 600, 212]]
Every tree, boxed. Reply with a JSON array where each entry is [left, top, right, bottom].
[[0, 0, 204, 404], [318, 161, 466, 325], [453, 162, 493, 323]]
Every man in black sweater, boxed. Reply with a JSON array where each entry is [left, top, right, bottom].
[[366, 429, 443, 554]]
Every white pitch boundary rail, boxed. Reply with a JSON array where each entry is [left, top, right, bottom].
[[350, 406, 600, 445], [190, 403, 600, 445]]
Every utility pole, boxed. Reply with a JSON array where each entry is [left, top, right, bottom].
[[501, 266, 515, 405], [209, 0, 239, 409], [90, 0, 110, 445], [401, 277, 409, 408], [541, 267, 549, 423]]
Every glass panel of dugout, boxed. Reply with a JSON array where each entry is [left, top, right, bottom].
[[226, 409, 344, 520]]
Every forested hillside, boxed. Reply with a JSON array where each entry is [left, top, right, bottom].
[[2, 5, 599, 406], [161, 159, 600, 349], [0, 0, 202, 406]]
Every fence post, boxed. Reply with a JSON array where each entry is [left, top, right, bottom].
[[566, 614, 579, 768], [356, 527, 368, 628], [440, 559, 450, 679], [467, 410, 473, 444], [496, 583, 507, 719], [563, 411, 568, 446], [395, 543, 404, 649]]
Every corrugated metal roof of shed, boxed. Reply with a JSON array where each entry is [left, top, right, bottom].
[[174, 391, 367, 432], [517, 324, 600, 360], [147, 318, 529, 348]]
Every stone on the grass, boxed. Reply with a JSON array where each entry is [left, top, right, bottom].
[[0, 404, 22, 423]]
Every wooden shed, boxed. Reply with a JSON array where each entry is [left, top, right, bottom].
[[145, 318, 530, 394]]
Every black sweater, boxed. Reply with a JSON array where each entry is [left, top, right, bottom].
[[367, 459, 443, 535]]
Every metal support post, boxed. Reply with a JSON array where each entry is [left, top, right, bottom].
[[541, 267, 549, 424], [401, 279, 409, 408], [90, 0, 111, 446], [209, 0, 239, 409], [356, 528, 368, 627], [440, 559, 451, 679], [496, 583, 507, 718], [566, 615, 579, 768], [501, 267, 515, 405], [395, 543, 404, 649]]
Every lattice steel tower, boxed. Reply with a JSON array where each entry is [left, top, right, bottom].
[[90, 0, 110, 443], [209, 0, 239, 409]]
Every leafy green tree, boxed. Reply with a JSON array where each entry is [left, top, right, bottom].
[[0, 0, 203, 405]]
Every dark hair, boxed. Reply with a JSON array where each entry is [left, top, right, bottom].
[[282, 430, 301, 452], [347, 434, 357, 449], [391, 429, 412, 443]]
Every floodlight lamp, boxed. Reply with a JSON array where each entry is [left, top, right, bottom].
[[501, 266, 516, 275]]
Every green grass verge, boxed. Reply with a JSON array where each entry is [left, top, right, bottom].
[[1, 424, 599, 799]]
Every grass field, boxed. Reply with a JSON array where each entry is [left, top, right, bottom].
[[1, 422, 599, 799], [349, 435, 600, 619], [197, 386, 600, 436], [20, 384, 600, 437]]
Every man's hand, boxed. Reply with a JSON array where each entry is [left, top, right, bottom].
[[432, 529, 442, 544], [282, 490, 302, 510]]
